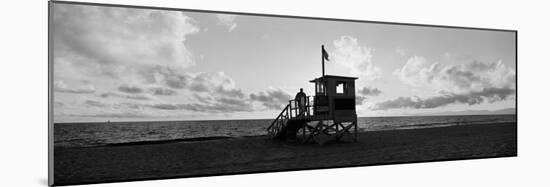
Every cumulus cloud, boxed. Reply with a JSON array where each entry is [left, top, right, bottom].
[[355, 87, 381, 105], [85, 100, 106, 107], [141, 67, 245, 98], [216, 86, 246, 98], [52, 4, 199, 80], [138, 66, 259, 112], [188, 72, 243, 97], [146, 87, 291, 113], [180, 71, 248, 109], [150, 103, 180, 110], [215, 14, 237, 31], [358, 86, 382, 96], [100, 92, 153, 101], [393, 57, 516, 94], [381, 57, 516, 110], [249, 88, 292, 110], [217, 97, 249, 107], [149, 87, 177, 96], [114, 102, 144, 110], [54, 80, 95, 94], [193, 93, 214, 104], [178, 83, 251, 112], [393, 56, 437, 87], [140, 69, 256, 112], [373, 87, 515, 110], [140, 66, 190, 89], [180, 102, 253, 113], [52, 5, 294, 119], [118, 84, 144, 94], [356, 95, 367, 104], [332, 36, 381, 80], [147, 100, 253, 113]]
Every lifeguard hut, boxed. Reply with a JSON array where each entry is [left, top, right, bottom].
[[267, 45, 358, 144]]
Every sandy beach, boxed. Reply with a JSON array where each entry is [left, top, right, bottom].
[[53, 122, 516, 186]]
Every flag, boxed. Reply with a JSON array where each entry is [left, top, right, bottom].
[[322, 46, 329, 61]]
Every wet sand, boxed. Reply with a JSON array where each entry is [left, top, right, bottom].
[[53, 122, 516, 186]]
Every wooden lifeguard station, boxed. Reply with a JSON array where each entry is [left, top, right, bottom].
[[267, 45, 358, 144]]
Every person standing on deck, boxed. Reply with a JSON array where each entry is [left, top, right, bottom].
[[295, 88, 307, 117]]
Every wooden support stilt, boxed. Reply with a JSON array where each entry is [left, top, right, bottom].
[[354, 115, 358, 142]]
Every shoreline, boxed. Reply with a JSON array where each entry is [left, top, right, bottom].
[[55, 121, 515, 149], [54, 122, 517, 186]]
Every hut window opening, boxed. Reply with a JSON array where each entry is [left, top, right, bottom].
[[336, 82, 346, 94], [316, 81, 326, 95]]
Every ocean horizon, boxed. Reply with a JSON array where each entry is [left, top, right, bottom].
[[54, 114, 516, 148]]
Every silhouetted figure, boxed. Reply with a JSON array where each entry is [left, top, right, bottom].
[[295, 88, 307, 116]]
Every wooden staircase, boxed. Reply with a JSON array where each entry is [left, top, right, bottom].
[[267, 104, 310, 140], [266, 97, 358, 144], [267, 98, 313, 140], [267, 104, 290, 139]]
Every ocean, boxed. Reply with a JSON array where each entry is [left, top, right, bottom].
[[54, 114, 516, 148]]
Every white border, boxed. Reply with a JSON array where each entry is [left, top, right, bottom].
[[1, 0, 549, 187]]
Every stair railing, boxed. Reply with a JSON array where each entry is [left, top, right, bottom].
[[267, 96, 315, 138], [288, 96, 313, 120], [267, 104, 290, 138]]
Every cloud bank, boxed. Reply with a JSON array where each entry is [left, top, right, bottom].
[[54, 80, 95, 94], [376, 57, 516, 110], [249, 88, 292, 110], [373, 87, 515, 110], [332, 36, 381, 80], [358, 86, 382, 96], [53, 4, 199, 76], [393, 56, 516, 93]]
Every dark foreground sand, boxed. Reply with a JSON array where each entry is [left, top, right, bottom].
[[54, 122, 516, 185]]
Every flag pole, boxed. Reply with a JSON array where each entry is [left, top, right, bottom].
[[321, 45, 325, 77]]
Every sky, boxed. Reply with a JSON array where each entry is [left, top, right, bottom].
[[51, 3, 516, 122]]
